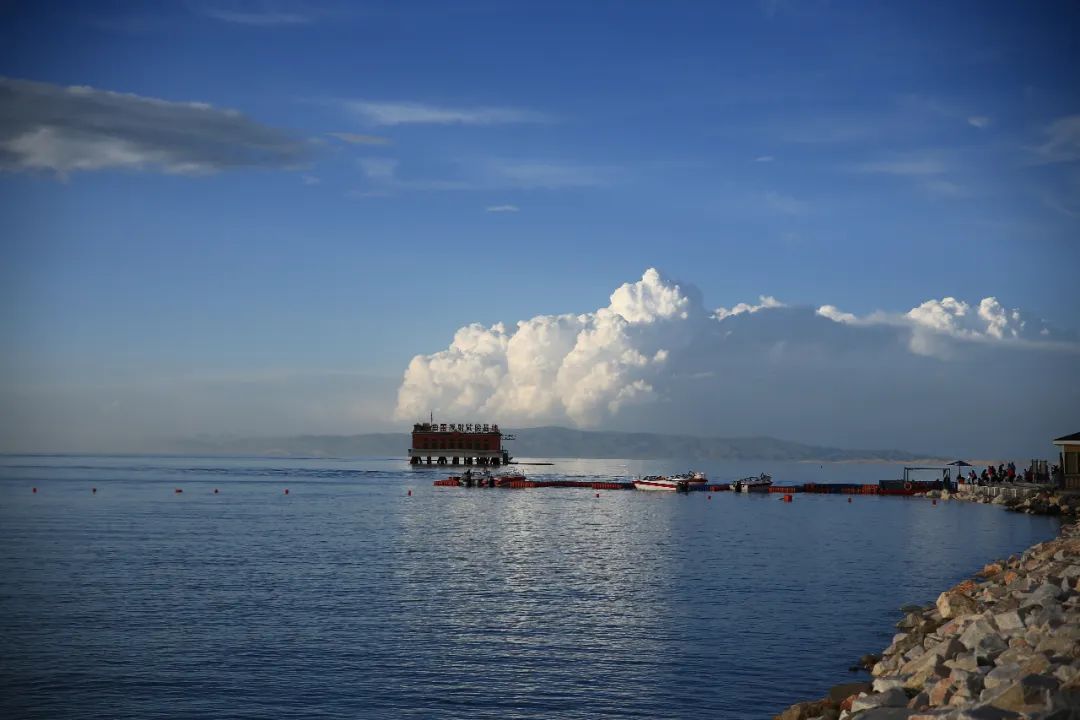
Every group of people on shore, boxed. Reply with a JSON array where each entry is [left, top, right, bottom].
[[961, 460, 1064, 486]]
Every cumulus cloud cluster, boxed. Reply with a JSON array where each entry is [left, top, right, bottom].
[[395, 269, 1077, 454], [817, 295, 1055, 358], [0, 77, 309, 176], [396, 269, 701, 426]]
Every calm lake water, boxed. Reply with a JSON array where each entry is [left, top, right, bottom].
[[0, 455, 1060, 719]]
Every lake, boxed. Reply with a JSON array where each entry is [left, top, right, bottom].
[[0, 455, 1060, 719]]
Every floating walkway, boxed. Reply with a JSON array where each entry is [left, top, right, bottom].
[[433, 476, 950, 494]]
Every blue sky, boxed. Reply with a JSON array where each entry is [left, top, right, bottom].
[[1, 1, 1078, 453]]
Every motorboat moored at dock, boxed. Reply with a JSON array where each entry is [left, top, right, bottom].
[[633, 472, 707, 491], [730, 473, 773, 493]]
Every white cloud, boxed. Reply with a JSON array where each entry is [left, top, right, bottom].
[[396, 268, 701, 426], [814, 295, 1059, 358], [815, 305, 858, 324], [967, 116, 991, 128], [755, 155, 775, 162], [397, 269, 1078, 431], [485, 204, 519, 213], [301, 174, 321, 185], [393, 269, 1077, 456], [715, 295, 785, 321], [347, 100, 550, 126], [0, 76, 308, 176]]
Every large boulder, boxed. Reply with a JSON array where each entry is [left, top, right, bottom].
[[850, 688, 910, 711], [772, 698, 838, 720], [982, 673, 1061, 712], [938, 588, 978, 620]]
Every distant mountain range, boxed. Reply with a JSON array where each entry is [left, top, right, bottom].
[[172, 426, 927, 462]]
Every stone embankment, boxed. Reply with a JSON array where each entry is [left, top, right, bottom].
[[774, 521, 1080, 719], [943, 486, 1080, 519]]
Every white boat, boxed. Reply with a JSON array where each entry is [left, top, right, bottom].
[[633, 471, 706, 492], [730, 473, 773, 493], [633, 475, 685, 491]]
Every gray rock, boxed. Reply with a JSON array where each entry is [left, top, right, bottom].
[[983, 663, 1023, 692], [847, 709, 917, 719], [981, 673, 1060, 712], [873, 677, 909, 693], [851, 688, 909, 711], [993, 611, 1025, 634], [956, 707, 1023, 719], [1022, 583, 1064, 608], [945, 653, 980, 672], [960, 620, 1000, 651]]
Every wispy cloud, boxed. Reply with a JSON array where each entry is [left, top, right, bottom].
[[347, 100, 551, 126], [485, 205, 519, 213], [761, 191, 807, 215], [1033, 115, 1080, 164], [967, 116, 991, 129], [922, 179, 968, 197], [0, 76, 309, 176], [195, 2, 316, 26], [354, 156, 613, 193], [327, 132, 391, 146], [853, 156, 948, 176], [754, 155, 775, 162], [358, 158, 399, 181], [301, 174, 321, 185], [482, 159, 613, 189]]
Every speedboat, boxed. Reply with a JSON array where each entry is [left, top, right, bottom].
[[494, 470, 527, 487], [634, 475, 685, 491], [670, 470, 707, 483], [633, 470, 708, 492], [730, 473, 773, 493]]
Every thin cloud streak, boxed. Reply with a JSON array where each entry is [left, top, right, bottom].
[[194, 2, 317, 25], [327, 132, 392, 145], [347, 100, 551, 126]]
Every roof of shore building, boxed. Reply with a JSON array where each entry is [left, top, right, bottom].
[[1053, 431, 1080, 443]]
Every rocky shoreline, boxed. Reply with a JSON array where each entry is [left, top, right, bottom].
[[774, 498, 1079, 719]]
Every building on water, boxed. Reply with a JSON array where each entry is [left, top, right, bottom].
[[409, 421, 512, 466]]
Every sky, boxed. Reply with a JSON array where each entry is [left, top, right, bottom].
[[1, 0, 1078, 457]]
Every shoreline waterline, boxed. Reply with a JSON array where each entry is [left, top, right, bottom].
[[774, 491, 1079, 719]]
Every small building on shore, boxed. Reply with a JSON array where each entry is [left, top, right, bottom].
[[1053, 431, 1080, 490]]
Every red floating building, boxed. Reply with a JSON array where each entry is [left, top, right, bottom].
[[409, 421, 512, 467]]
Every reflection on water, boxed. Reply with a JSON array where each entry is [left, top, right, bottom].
[[0, 455, 1060, 719]]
